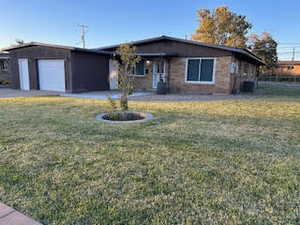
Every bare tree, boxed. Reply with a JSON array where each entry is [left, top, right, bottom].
[[116, 44, 141, 111]]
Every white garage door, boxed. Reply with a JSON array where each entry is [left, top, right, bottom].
[[38, 59, 66, 92]]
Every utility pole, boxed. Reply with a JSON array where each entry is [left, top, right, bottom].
[[292, 47, 296, 62], [78, 24, 88, 48], [292, 47, 296, 82]]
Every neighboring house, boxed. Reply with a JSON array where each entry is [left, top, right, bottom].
[[2, 36, 264, 94], [0, 52, 10, 83], [274, 61, 300, 76]]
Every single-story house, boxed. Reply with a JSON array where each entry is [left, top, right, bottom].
[[2, 36, 264, 94], [0, 52, 10, 83], [274, 61, 300, 76]]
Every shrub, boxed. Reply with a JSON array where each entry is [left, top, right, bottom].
[[156, 79, 168, 95]]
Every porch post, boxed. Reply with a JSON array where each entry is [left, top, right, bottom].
[[164, 58, 169, 89]]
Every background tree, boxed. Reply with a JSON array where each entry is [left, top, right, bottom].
[[116, 44, 140, 111], [249, 32, 278, 72], [191, 6, 252, 48]]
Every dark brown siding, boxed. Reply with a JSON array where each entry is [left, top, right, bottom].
[[9, 46, 71, 91], [105, 40, 233, 57], [71, 51, 110, 92]]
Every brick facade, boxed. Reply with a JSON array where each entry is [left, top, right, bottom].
[[133, 60, 153, 90], [114, 56, 258, 94], [168, 56, 233, 94], [231, 57, 258, 93], [0, 71, 11, 82]]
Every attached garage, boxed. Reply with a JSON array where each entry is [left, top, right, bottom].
[[4, 42, 111, 93]]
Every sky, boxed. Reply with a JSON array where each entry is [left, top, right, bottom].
[[0, 0, 300, 59]]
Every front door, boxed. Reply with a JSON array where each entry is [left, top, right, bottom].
[[18, 58, 30, 91], [152, 61, 165, 88], [109, 60, 118, 90]]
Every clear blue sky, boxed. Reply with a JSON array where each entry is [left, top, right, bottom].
[[1, 0, 300, 59]]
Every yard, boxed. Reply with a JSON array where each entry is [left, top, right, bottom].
[[0, 86, 299, 225]]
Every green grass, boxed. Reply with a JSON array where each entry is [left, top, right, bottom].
[[0, 92, 300, 224], [256, 82, 300, 97]]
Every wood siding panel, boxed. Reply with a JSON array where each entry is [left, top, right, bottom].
[[71, 52, 110, 92], [9, 46, 71, 91]]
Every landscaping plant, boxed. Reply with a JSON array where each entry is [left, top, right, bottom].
[[116, 43, 141, 111]]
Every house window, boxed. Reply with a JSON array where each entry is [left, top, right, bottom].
[[134, 59, 145, 76], [186, 58, 215, 83], [0, 60, 7, 71], [3, 61, 8, 71]]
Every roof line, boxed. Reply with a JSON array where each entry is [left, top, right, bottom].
[[97, 35, 264, 64], [1, 42, 112, 55]]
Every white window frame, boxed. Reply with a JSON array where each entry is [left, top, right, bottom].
[[185, 57, 216, 84]]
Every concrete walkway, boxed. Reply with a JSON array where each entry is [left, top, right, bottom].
[[61, 91, 154, 100], [0, 203, 42, 225]]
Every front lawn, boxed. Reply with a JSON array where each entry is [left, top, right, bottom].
[[0, 95, 299, 225]]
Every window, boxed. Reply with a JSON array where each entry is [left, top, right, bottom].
[[3, 61, 8, 71], [134, 59, 145, 76], [186, 58, 215, 83], [0, 60, 8, 72]]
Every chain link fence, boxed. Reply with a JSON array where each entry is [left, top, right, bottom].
[[255, 74, 300, 97]]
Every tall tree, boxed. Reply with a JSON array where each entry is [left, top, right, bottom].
[[116, 44, 140, 111], [191, 6, 252, 48], [249, 32, 278, 71]]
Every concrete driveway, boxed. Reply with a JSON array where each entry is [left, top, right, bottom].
[[0, 88, 60, 98]]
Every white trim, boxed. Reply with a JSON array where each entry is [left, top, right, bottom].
[[18, 58, 30, 91], [185, 57, 216, 84]]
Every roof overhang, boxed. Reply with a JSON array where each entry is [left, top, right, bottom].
[[97, 35, 265, 65], [136, 52, 178, 57]]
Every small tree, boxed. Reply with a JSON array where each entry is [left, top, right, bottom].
[[116, 44, 140, 111]]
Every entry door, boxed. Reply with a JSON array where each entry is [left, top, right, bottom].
[[109, 60, 118, 90], [18, 58, 30, 90], [152, 61, 165, 88], [38, 59, 66, 92]]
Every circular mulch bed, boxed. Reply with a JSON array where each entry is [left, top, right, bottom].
[[96, 111, 154, 123]]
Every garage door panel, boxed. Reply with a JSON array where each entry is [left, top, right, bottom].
[[38, 59, 66, 92]]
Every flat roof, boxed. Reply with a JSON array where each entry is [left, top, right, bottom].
[[1, 42, 112, 55]]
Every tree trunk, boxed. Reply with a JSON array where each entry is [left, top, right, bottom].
[[120, 92, 128, 111]]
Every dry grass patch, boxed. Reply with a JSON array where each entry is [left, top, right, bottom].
[[0, 95, 299, 225]]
